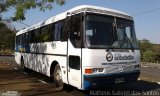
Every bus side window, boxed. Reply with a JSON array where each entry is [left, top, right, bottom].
[[70, 15, 81, 48], [47, 24, 52, 41], [28, 32, 31, 43], [26, 32, 30, 44], [23, 33, 26, 44], [41, 26, 51, 42], [19, 35, 22, 44], [61, 19, 68, 41], [69, 56, 80, 70], [34, 28, 41, 42], [54, 22, 64, 41], [51, 23, 55, 41], [18, 35, 20, 44], [16, 36, 19, 45], [30, 31, 35, 43]]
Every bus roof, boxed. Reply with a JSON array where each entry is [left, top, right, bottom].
[[17, 5, 133, 36]]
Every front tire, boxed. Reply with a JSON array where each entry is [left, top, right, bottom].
[[53, 64, 64, 90]]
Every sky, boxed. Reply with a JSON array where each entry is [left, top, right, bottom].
[[2, 0, 160, 44]]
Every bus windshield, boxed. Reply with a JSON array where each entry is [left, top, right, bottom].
[[85, 14, 139, 49]]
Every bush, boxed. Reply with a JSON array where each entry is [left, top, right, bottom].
[[0, 49, 14, 55]]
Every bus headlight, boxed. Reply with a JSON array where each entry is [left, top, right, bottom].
[[85, 68, 104, 74], [134, 65, 140, 69], [93, 68, 104, 73]]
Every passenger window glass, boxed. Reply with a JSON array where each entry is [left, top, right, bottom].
[[69, 56, 80, 70], [70, 14, 81, 48], [30, 31, 35, 43], [55, 22, 64, 41], [41, 26, 51, 42]]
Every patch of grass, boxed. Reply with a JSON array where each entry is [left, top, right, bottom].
[[0, 49, 14, 55]]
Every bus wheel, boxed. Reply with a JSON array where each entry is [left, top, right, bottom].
[[53, 64, 64, 90]]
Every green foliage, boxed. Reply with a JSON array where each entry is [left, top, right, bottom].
[[151, 45, 160, 55], [139, 39, 160, 62], [41, 29, 51, 42], [139, 40, 152, 53], [0, 0, 7, 12], [0, 22, 15, 52], [139, 40, 153, 60], [15, 4, 25, 20], [0, 49, 13, 55], [143, 51, 155, 62], [151, 45, 160, 61], [0, 0, 65, 21]]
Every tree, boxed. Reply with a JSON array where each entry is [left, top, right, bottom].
[[0, 0, 65, 21], [0, 22, 15, 51], [151, 45, 160, 61], [143, 51, 155, 62], [139, 39, 153, 53], [139, 39, 160, 62], [139, 39, 153, 61]]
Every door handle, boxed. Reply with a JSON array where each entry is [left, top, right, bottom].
[[68, 68, 70, 72]]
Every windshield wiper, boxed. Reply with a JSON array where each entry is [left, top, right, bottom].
[[106, 20, 116, 52], [124, 32, 134, 52], [106, 24, 115, 52]]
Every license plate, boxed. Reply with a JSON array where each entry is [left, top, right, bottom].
[[115, 78, 124, 83]]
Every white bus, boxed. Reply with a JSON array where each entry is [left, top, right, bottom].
[[15, 5, 140, 90]]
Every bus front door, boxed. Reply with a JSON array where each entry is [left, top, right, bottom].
[[67, 39, 82, 89], [67, 14, 82, 89]]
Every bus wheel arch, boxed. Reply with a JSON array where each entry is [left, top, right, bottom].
[[50, 61, 59, 77], [50, 61, 64, 90]]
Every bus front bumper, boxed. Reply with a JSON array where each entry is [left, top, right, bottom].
[[83, 70, 140, 90]]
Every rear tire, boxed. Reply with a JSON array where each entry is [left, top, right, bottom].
[[53, 64, 64, 90]]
